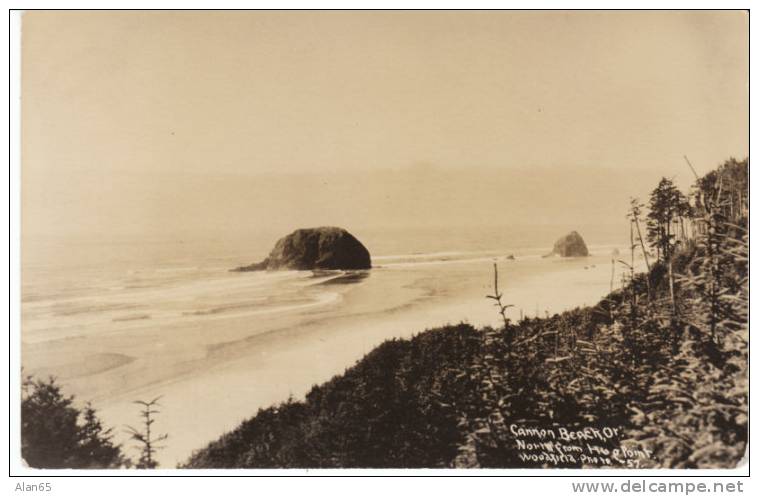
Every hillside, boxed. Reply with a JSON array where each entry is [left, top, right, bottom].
[[183, 159, 747, 469]]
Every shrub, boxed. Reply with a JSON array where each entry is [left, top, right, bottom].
[[21, 375, 125, 468]]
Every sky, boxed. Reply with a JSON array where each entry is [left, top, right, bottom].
[[21, 11, 748, 242]]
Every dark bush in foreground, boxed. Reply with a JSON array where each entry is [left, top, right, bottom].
[[21, 375, 126, 468]]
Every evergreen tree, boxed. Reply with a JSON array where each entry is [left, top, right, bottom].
[[21, 375, 125, 468], [646, 177, 691, 260], [125, 397, 168, 469], [78, 403, 127, 468]]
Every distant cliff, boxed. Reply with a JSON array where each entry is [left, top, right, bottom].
[[233, 227, 371, 271]]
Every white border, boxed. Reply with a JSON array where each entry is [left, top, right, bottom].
[[3, 4, 754, 492]]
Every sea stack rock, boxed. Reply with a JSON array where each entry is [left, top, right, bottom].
[[233, 227, 371, 271], [550, 231, 589, 257]]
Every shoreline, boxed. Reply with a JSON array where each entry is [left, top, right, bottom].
[[85, 253, 615, 466]]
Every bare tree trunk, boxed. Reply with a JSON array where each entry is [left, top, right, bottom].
[[633, 216, 651, 273], [631, 213, 653, 300], [668, 257, 676, 317], [665, 215, 671, 259], [610, 258, 615, 293], [486, 263, 512, 329], [630, 221, 635, 272], [629, 221, 636, 304]]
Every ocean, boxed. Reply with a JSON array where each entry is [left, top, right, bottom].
[[21, 224, 627, 466]]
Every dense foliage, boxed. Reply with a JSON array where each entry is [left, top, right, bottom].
[[184, 324, 482, 468], [21, 375, 126, 468], [185, 158, 748, 469]]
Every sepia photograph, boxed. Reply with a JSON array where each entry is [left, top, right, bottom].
[[12, 9, 748, 473]]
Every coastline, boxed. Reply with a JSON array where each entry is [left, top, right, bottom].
[[83, 252, 616, 466]]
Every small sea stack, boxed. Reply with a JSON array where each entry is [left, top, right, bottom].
[[548, 231, 590, 257], [233, 227, 372, 271]]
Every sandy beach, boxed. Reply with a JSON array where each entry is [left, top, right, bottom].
[[22, 247, 619, 466]]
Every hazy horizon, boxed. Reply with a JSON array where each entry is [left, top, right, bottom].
[[22, 11, 748, 243], [22, 164, 688, 243]]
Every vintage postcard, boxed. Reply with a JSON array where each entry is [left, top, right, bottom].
[[16, 10, 748, 471]]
